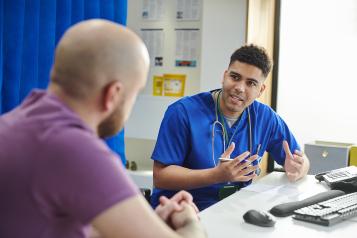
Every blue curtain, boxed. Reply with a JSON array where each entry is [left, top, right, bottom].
[[0, 0, 128, 164]]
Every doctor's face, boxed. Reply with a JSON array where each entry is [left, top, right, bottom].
[[220, 60, 266, 117]]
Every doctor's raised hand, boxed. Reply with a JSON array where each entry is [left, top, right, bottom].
[[283, 140, 310, 182], [214, 142, 260, 183]]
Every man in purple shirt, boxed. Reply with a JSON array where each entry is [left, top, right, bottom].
[[0, 19, 205, 238]]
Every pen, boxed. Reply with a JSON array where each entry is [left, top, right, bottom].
[[219, 145, 262, 163], [255, 144, 262, 175], [256, 144, 262, 163], [256, 144, 261, 155], [219, 157, 233, 162]]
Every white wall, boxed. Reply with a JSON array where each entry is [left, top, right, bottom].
[[200, 0, 247, 91], [277, 0, 357, 147]]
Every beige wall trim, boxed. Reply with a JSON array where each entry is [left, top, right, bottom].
[[246, 0, 277, 177]]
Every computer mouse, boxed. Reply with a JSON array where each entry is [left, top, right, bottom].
[[243, 209, 276, 227]]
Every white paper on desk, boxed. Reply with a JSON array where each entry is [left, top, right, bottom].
[[262, 184, 301, 197], [242, 183, 301, 198], [241, 183, 277, 193]]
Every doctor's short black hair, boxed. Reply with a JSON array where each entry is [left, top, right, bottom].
[[229, 44, 272, 78]]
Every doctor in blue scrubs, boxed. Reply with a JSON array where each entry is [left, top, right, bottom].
[[151, 45, 310, 211]]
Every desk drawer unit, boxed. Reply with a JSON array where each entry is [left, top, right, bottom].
[[305, 141, 353, 175]]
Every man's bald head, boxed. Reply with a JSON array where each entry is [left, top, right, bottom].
[[50, 19, 149, 99]]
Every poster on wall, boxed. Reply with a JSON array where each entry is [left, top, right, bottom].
[[141, 29, 164, 67], [175, 28, 199, 67], [153, 75, 164, 96], [176, 0, 201, 21], [153, 74, 186, 97], [142, 0, 164, 21], [163, 74, 186, 97]]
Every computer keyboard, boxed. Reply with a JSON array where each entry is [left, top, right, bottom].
[[321, 166, 357, 186], [270, 190, 345, 217], [293, 192, 357, 226]]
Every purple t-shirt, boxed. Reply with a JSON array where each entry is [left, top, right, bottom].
[[0, 90, 139, 238]]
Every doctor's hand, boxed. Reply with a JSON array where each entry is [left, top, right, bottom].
[[214, 143, 260, 183], [283, 140, 307, 182]]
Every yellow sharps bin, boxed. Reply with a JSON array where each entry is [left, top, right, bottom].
[[350, 146, 357, 166]]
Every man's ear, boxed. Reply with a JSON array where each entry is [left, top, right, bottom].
[[102, 81, 122, 112], [258, 83, 266, 97], [222, 70, 228, 84]]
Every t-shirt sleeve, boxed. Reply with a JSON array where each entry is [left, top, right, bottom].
[[151, 102, 190, 166], [266, 112, 301, 166], [33, 129, 139, 224]]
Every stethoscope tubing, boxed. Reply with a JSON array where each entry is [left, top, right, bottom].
[[211, 90, 252, 167]]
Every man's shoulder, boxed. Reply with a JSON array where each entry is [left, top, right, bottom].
[[251, 101, 288, 129], [23, 90, 98, 153], [251, 100, 276, 115], [45, 127, 111, 161]]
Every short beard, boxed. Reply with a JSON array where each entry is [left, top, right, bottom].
[[97, 106, 123, 139]]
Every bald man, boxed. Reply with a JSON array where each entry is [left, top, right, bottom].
[[0, 20, 205, 238]]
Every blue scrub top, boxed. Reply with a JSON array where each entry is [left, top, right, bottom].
[[151, 91, 300, 210]]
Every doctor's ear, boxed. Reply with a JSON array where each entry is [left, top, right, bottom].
[[258, 84, 266, 97], [222, 70, 228, 83]]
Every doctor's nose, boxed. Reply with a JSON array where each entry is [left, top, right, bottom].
[[233, 80, 245, 93]]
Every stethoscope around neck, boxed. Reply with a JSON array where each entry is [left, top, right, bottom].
[[211, 90, 253, 167]]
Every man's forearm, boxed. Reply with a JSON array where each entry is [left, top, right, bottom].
[[176, 218, 207, 238], [154, 164, 221, 190]]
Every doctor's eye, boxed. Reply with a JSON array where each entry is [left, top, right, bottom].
[[229, 73, 241, 81], [247, 81, 258, 87]]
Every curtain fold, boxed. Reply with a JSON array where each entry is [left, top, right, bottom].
[[3, 0, 25, 112], [21, 0, 40, 100], [0, 0, 128, 164]]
